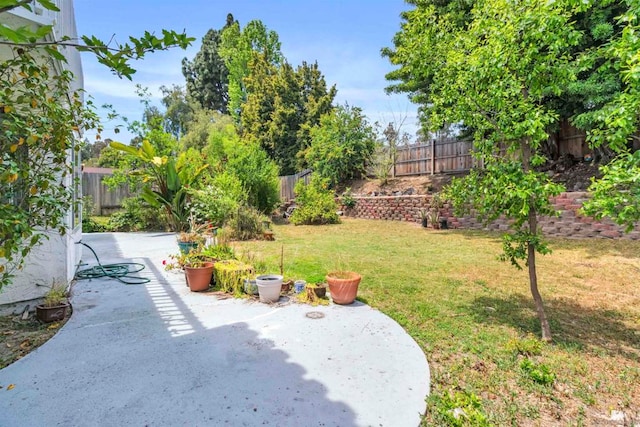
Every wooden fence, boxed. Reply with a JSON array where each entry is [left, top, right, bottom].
[[82, 167, 133, 215], [279, 169, 312, 201], [393, 138, 473, 177]]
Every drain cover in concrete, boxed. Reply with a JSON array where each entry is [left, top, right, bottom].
[[305, 311, 325, 319]]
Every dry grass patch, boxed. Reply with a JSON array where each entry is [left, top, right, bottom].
[[235, 218, 640, 425]]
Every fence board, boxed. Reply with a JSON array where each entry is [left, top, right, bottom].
[[394, 138, 473, 176], [82, 168, 133, 215], [279, 169, 312, 201]]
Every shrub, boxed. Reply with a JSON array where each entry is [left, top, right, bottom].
[[227, 205, 268, 240], [108, 196, 168, 231], [290, 177, 340, 225], [305, 104, 377, 188], [188, 172, 246, 227], [81, 196, 106, 233], [213, 259, 254, 295]]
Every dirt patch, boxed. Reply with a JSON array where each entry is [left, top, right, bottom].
[[0, 312, 70, 369], [345, 159, 601, 196]]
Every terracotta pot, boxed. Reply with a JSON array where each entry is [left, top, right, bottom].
[[36, 303, 69, 323], [326, 271, 362, 305], [184, 262, 214, 292]]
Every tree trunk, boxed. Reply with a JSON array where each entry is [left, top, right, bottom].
[[527, 208, 553, 342], [522, 137, 553, 341]]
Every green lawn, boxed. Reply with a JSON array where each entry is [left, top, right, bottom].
[[235, 218, 640, 426]]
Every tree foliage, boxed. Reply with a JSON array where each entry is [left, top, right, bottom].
[[241, 58, 336, 175], [305, 104, 377, 188], [181, 14, 235, 113], [388, 0, 587, 341], [219, 19, 283, 124], [0, 0, 194, 290]]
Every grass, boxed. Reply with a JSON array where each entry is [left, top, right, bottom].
[[234, 218, 640, 426]]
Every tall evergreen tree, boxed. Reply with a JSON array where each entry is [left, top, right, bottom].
[[182, 14, 235, 113], [241, 57, 336, 175]]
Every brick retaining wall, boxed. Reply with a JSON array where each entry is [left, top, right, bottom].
[[339, 193, 639, 240]]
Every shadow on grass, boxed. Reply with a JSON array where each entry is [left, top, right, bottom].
[[469, 294, 640, 361], [548, 236, 640, 260]]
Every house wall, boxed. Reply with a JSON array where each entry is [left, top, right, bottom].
[[339, 193, 640, 240], [0, 0, 83, 314]]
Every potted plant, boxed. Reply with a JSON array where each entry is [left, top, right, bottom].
[[428, 192, 443, 229], [183, 252, 214, 292], [326, 271, 362, 305], [418, 209, 428, 228], [306, 282, 328, 299], [176, 214, 207, 254], [256, 274, 283, 303], [36, 284, 70, 323]]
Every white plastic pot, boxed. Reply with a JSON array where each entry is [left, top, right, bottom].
[[256, 274, 283, 303]]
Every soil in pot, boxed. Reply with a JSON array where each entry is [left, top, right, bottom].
[[184, 262, 214, 292], [326, 271, 362, 305]]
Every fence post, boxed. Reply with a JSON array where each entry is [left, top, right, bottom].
[[431, 140, 436, 175]]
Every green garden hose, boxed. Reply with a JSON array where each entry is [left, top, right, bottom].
[[75, 241, 150, 285]]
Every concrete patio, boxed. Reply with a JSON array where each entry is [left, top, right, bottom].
[[0, 232, 430, 426]]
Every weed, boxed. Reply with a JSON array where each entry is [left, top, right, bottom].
[[520, 358, 556, 386]]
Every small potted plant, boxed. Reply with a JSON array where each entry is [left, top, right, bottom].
[[326, 271, 361, 305], [418, 209, 428, 228], [36, 284, 70, 323], [183, 253, 215, 292], [428, 192, 443, 229], [306, 282, 328, 299], [176, 214, 207, 254]]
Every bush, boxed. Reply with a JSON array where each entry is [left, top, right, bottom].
[[108, 196, 168, 231], [81, 196, 106, 233], [290, 177, 340, 225], [227, 205, 268, 240], [226, 141, 280, 214], [305, 104, 377, 188], [188, 172, 246, 227]]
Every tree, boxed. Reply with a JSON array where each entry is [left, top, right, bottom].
[[181, 14, 235, 113], [160, 84, 193, 139], [305, 104, 377, 188], [241, 58, 336, 175], [387, 0, 586, 341], [582, 0, 640, 230], [383, 1, 629, 160], [219, 19, 283, 124], [0, 0, 194, 290]]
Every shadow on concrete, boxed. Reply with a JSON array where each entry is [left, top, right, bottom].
[[469, 294, 640, 361], [1, 236, 359, 426]]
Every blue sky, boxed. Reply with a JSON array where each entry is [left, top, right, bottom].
[[74, 0, 418, 143]]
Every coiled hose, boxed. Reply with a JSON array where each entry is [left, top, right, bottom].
[[75, 241, 150, 285]]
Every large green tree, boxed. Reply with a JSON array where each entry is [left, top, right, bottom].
[[219, 19, 283, 124], [384, 0, 628, 156], [582, 0, 640, 230], [241, 57, 336, 174], [388, 0, 586, 341], [181, 14, 235, 113]]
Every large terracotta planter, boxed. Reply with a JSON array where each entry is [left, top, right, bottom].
[[326, 271, 361, 305], [184, 262, 214, 292]]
